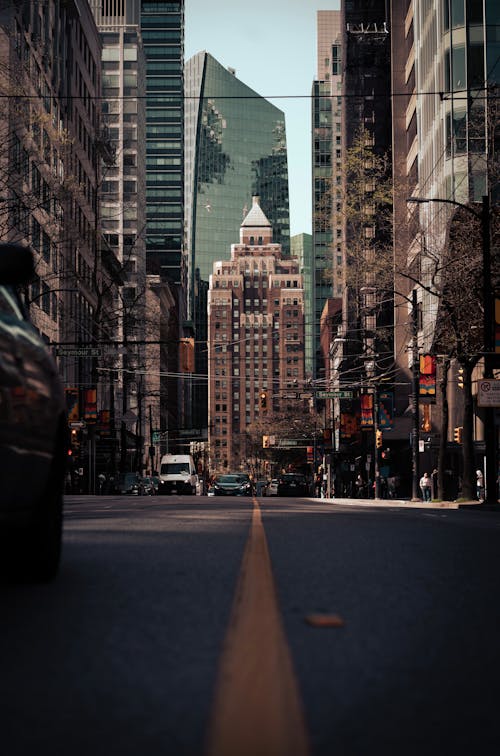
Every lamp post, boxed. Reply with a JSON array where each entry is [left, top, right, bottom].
[[407, 195, 497, 506]]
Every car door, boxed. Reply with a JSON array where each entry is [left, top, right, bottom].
[[0, 284, 63, 503]]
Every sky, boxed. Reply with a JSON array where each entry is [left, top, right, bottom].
[[184, 0, 341, 238]]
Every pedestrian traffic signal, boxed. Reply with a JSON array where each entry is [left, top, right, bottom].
[[453, 426, 463, 444], [376, 429, 383, 448], [260, 391, 267, 410]]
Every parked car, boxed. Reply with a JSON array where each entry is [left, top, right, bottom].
[[267, 479, 279, 496], [140, 476, 156, 495], [277, 473, 309, 497], [0, 243, 67, 582], [117, 472, 144, 495], [210, 473, 253, 496]]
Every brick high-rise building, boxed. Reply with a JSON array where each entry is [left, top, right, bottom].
[[208, 197, 305, 473]]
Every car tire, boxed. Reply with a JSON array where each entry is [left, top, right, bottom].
[[24, 484, 63, 582], [5, 426, 65, 583]]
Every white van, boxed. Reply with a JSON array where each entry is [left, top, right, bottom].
[[159, 454, 198, 495]]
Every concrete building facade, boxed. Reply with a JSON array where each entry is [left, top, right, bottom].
[[391, 0, 500, 497]]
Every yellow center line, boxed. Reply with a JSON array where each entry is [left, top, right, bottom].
[[205, 497, 310, 756]]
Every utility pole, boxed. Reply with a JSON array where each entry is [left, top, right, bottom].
[[373, 389, 381, 498], [411, 289, 420, 501], [481, 195, 497, 506]]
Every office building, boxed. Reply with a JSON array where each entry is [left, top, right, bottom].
[[391, 0, 500, 493], [90, 0, 150, 471], [141, 0, 184, 283], [311, 10, 343, 379], [207, 197, 304, 473], [185, 51, 290, 431]]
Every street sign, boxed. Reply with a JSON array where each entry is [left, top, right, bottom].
[[122, 410, 137, 424], [55, 347, 101, 357], [477, 379, 500, 407], [317, 390, 354, 399], [69, 421, 85, 429]]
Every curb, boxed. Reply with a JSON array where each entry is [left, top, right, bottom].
[[309, 497, 484, 510]]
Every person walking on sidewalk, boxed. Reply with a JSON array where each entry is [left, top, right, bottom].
[[476, 469, 485, 502], [420, 472, 432, 501]]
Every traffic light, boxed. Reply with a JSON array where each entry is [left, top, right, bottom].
[[262, 435, 269, 448], [68, 428, 80, 458], [376, 429, 383, 448], [457, 367, 464, 389], [260, 391, 267, 410], [453, 426, 463, 444]]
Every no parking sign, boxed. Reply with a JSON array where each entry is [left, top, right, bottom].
[[477, 379, 500, 407]]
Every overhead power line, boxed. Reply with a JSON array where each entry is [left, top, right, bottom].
[[0, 90, 497, 101]]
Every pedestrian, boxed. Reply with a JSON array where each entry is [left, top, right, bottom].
[[98, 473, 106, 495], [420, 472, 432, 501], [432, 468, 438, 499], [355, 474, 364, 498], [476, 469, 484, 502], [314, 474, 321, 498], [387, 475, 396, 499]]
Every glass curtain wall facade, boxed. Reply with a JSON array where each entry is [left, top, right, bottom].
[[141, 1, 184, 282], [185, 51, 290, 430], [311, 11, 342, 379]]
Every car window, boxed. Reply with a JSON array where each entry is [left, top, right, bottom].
[[161, 462, 190, 474]]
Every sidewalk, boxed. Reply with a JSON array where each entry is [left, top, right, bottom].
[[310, 496, 483, 510]]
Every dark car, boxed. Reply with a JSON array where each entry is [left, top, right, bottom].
[[117, 472, 144, 495], [0, 243, 67, 581], [140, 476, 156, 496], [211, 473, 253, 496], [277, 473, 309, 497]]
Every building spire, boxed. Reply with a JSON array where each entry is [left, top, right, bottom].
[[241, 195, 271, 228]]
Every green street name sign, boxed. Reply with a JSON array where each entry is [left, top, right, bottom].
[[55, 347, 102, 358], [317, 390, 353, 399]]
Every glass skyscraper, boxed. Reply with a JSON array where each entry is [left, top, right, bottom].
[[185, 51, 290, 430], [185, 52, 290, 307], [140, 0, 184, 283], [311, 10, 342, 380]]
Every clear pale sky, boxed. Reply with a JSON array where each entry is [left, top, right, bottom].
[[184, 0, 340, 238]]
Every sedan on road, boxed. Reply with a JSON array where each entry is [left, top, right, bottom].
[[0, 243, 67, 582], [117, 472, 145, 495], [140, 476, 157, 495], [277, 473, 309, 497], [210, 473, 253, 496]]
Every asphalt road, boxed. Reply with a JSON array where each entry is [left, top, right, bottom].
[[1, 495, 500, 756]]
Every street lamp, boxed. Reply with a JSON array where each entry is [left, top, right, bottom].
[[407, 195, 497, 506]]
